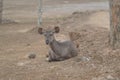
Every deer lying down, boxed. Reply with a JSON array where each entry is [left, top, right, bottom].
[[38, 26, 78, 62]]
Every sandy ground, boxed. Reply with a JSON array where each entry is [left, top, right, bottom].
[[0, 0, 120, 80]]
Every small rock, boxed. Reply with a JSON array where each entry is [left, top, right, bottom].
[[28, 53, 36, 59], [81, 56, 90, 62]]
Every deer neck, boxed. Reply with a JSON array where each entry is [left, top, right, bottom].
[[49, 37, 59, 53]]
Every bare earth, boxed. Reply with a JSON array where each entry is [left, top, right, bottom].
[[0, 0, 120, 80]]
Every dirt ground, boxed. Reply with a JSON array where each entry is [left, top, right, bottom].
[[0, 0, 120, 80]]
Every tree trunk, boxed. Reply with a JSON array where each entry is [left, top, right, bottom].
[[109, 0, 120, 49], [0, 0, 3, 23], [38, 0, 42, 27]]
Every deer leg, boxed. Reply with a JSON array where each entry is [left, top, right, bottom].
[[57, 57, 66, 61], [47, 50, 57, 62], [47, 50, 65, 62]]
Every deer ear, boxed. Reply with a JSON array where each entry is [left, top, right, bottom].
[[54, 26, 60, 33], [38, 28, 43, 34]]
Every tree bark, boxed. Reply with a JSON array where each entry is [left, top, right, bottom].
[[109, 0, 120, 48], [0, 0, 3, 23]]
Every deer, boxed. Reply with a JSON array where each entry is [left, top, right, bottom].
[[38, 26, 78, 62]]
